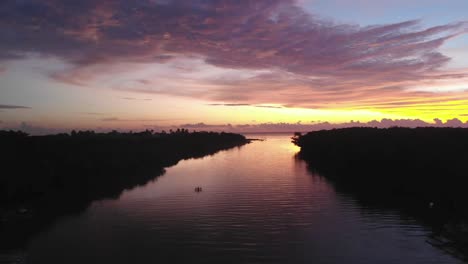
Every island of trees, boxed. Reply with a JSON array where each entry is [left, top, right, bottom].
[[0, 129, 249, 249], [293, 127, 468, 260]]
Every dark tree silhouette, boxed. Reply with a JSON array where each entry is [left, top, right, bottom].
[[294, 127, 468, 260], [0, 130, 249, 249]]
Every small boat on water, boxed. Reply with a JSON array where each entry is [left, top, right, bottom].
[[194, 187, 203, 192]]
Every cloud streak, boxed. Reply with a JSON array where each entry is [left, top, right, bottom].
[[208, 103, 282, 108], [121, 97, 152, 101], [208, 103, 250, 107], [0, 104, 31, 109], [99, 117, 181, 123]]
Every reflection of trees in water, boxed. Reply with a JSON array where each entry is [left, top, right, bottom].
[[294, 127, 468, 261], [0, 130, 249, 250]]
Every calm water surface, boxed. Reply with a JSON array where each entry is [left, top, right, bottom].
[[26, 134, 462, 264]]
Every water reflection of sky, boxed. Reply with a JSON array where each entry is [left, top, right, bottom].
[[27, 134, 463, 264]]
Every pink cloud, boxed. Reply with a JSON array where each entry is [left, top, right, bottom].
[[1, 0, 468, 113]]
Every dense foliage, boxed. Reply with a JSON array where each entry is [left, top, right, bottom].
[[294, 127, 468, 259]]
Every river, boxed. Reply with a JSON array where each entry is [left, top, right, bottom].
[[24, 134, 463, 264]]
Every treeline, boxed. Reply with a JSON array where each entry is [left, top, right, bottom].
[[0, 129, 249, 248], [294, 127, 468, 259]]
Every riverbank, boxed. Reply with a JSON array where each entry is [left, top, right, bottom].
[[0, 130, 249, 249], [294, 127, 468, 260]]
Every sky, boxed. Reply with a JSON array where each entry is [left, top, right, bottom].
[[1, 0, 468, 133]]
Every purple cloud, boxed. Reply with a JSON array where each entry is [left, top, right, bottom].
[[1, 1, 465, 75], [0, 0, 467, 113]]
